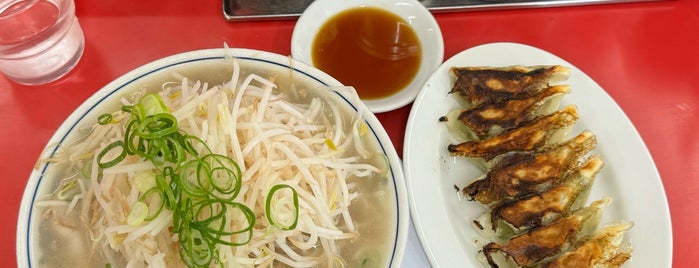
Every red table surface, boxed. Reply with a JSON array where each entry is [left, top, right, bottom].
[[2, 0, 697, 266]]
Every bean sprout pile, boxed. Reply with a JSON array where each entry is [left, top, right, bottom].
[[38, 58, 388, 267]]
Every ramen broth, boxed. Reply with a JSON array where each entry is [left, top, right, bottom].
[[33, 58, 397, 267]]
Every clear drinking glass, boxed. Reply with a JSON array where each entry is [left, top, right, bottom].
[[0, 0, 84, 85]]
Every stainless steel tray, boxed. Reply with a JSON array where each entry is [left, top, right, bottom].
[[223, 0, 660, 21]]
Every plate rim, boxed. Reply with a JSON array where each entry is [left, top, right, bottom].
[[403, 42, 673, 267]]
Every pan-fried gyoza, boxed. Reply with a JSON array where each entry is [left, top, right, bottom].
[[447, 105, 578, 168], [482, 198, 610, 268], [488, 156, 603, 234], [542, 222, 633, 268], [449, 65, 570, 106], [453, 85, 570, 139], [462, 130, 597, 205], [443, 64, 633, 267]]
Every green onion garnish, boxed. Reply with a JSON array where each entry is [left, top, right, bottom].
[[96, 140, 126, 169], [97, 113, 112, 125], [95, 92, 276, 268], [265, 184, 299, 230]]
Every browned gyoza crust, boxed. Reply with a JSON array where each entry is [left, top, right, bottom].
[[462, 130, 596, 205], [456, 85, 571, 139], [482, 198, 610, 268], [449, 65, 570, 106], [490, 156, 604, 231], [448, 105, 578, 162], [543, 222, 633, 268]]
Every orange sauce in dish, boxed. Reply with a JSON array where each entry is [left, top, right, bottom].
[[311, 7, 422, 100]]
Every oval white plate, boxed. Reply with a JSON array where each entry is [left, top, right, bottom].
[[290, 0, 444, 113], [404, 42, 672, 267], [16, 48, 409, 267]]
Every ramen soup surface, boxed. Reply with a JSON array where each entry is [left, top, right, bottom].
[[31, 59, 397, 267]]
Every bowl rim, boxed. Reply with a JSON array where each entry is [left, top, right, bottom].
[[16, 48, 409, 267], [290, 0, 444, 113]]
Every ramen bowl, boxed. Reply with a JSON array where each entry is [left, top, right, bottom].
[[16, 48, 408, 267], [291, 0, 444, 113]]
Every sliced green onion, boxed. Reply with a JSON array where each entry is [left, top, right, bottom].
[[121, 105, 135, 114], [140, 188, 165, 221], [135, 93, 169, 120], [136, 113, 178, 139], [96, 140, 126, 169], [97, 114, 113, 125], [223, 202, 255, 244], [127, 201, 148, 225], [179, 228, 214, 267], [192, 200, 255, 246], [123, 119, 140, 155], [178, 160, 211, 198], [94, 92, 257, 268], [265, 184, 299, 230], [165, 136, 187, 163], [157, 167, 180, 209], [181, 134, 211, 157], [203, 154, 242, 198]]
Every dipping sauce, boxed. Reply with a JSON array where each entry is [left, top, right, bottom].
[[311, 7, 422, 100]]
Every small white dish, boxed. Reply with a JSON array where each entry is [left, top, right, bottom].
[[291, 0, 444, 113]]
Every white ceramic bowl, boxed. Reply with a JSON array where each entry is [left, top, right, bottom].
[[291, 0, 444, 113], [16, 48, 409, 267]]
